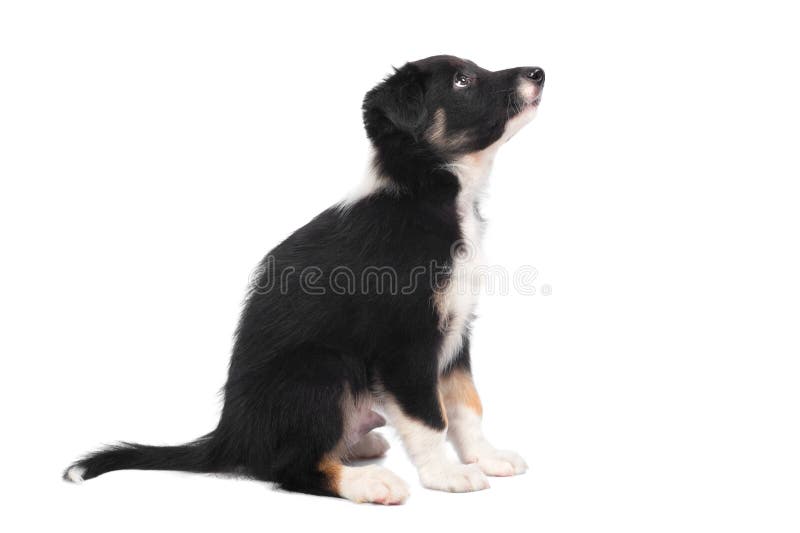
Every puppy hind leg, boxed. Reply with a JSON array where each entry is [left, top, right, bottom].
[[320, 457, 409, 505], [261, 353, 407, 503], [344, 404, 390, 460], [311, 394, 406, 504]]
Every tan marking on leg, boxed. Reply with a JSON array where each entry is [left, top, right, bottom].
[[438, 389, 449, 427], [321, 454, 410, 503], [382, 394, 489, 493], [439, 370, 528, 477], [440, 368, 483, 416], [319, 455, 343, 492]]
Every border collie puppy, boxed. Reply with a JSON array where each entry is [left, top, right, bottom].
[[65, 55, 544, 504]]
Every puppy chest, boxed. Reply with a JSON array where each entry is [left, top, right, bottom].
[[434, 207, 484, 370]]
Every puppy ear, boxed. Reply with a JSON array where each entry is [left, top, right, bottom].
[[363, 63, 428, 140]]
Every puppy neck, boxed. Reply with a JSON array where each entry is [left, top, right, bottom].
[[341, 136, 497, 209], [445, 147, 497, 200], [370, 133, 461, 199]]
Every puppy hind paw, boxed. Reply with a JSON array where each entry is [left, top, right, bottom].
[[338, 465, 409, 505]]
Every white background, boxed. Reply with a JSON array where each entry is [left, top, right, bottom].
[[1, 1, 798, 531]]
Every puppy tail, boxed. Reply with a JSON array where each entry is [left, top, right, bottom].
[[63, 434, 215, 483]]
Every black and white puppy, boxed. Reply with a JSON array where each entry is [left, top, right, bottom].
[[65, 55, 545, 504]]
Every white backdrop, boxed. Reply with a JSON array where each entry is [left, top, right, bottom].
[[2, 1, 798, 531]]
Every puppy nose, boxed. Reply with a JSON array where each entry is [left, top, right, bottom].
[[525, 67, 545, 84]]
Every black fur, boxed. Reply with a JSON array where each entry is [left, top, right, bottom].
[[65, 55, 544, 498]]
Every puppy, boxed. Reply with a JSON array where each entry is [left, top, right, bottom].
[[65, 55, 544, 505]]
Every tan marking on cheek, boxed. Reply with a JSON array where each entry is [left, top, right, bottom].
[[425, 107, 472, 152], [318, 456, 343, 492], [425, 108, 447, 146], [440, 369, 483, 416]]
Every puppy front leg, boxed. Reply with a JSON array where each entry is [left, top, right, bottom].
[[440, 366, 528, 477], [381, 378, 489, 493]]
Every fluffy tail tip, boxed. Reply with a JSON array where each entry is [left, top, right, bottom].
[[64, 465, 86, 484]]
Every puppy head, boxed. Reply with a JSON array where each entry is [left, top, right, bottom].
[[363, 55, 544, 156]]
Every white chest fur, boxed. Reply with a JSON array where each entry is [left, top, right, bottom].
[[434, 151, 494, 372]]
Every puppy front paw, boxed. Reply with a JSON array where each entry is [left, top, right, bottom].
[[468, 448, 528, 477], [418, 462, 490, 492]]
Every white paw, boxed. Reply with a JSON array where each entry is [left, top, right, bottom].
[[338, 465, 410, 505], [418, 462, 490, 492], [468, 449, 528, 477], [349, 431, 390, 459]]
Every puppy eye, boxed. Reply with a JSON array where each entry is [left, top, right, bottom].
[[454, 73, 471, 88]]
